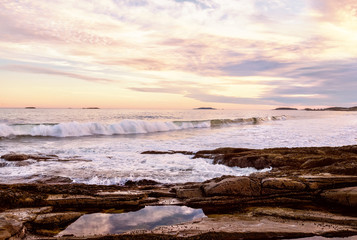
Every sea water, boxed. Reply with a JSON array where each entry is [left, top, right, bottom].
[[0, 108, 356, 184]]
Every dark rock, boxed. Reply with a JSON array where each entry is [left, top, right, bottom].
[[141, 150, 194, 155], [125, 179, 160, 186], [1, 153, 59, 162], [1, 154, 30, 161]]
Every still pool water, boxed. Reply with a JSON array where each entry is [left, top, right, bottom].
[[57, 205, 206, 237]]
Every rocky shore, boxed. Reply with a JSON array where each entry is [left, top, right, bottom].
[[1, 145, 357, 239]]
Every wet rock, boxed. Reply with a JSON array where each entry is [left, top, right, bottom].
[[321, 186, 357, 208], [203, 176, 261, 197], [1, 153, 30, 161], [141, 150, 194, 155], [125, 179, 160, 186], [193, 147, 251, 159]]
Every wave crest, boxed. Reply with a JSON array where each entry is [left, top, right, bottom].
[[0, 116, 285, 138]]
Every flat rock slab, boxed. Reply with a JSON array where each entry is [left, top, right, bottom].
[[123, 213, 357, 239], [250, 207, 357, 226]]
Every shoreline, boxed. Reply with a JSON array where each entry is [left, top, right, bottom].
[[1, 145, 357, 239]]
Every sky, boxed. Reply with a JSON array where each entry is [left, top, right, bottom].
[[0, 0, 357, 109]]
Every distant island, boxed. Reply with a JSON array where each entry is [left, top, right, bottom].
[[82, 107, 100, 109], [274, 107, 298, 110], [194, 107, 217, 110], [25, 107, 36, 109], [304, 106, 357, 111]]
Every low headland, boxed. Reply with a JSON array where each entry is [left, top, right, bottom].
[[1, 145, 357, 239], [82, 107, 100, 109], [305, 106, 357, 111], [274, 107, 298, 110], [275, 106, 357, 111]]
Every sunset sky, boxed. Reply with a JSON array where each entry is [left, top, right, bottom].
[[1, 0, 357, 109]]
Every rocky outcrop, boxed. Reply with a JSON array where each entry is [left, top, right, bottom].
[[194, 145, 357, 175], [0, 145, 357, 239]]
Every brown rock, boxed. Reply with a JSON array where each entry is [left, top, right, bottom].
[[301, 157, 339, 169], [251, 207, 357, 226], [262, 177, 306, 195], [217, 155, 271, 169], [321, 186, 357, 208], [195, 145, 357, 175], [176, 187, 203, 199], [0, 207, 52, 239], [302, 175, 357, 190], [33, 212, 83, 226], [0, 218, 23, 240], [137, 212, 357, 239], [203, 176, 261, 197]]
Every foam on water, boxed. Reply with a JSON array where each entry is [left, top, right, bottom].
[[0, 109, 356, 185], [0, 116, 284, 138]]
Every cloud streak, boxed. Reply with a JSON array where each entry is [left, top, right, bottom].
[[1, 65, 116, 83]]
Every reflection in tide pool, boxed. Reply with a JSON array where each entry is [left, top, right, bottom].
[[58, 206, 206, 237]]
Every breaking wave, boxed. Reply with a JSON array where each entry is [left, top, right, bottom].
[[0, 116, 285, 138]]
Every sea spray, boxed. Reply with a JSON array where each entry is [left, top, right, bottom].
[[0, 116, 284, 138]]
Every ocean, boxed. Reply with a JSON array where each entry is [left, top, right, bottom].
[[0, 108, 356, 185]]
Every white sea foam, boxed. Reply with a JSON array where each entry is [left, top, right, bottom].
[[1, 109, 356, 185], [0, 116, 285, 138], [0, 120, 212, 138]]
